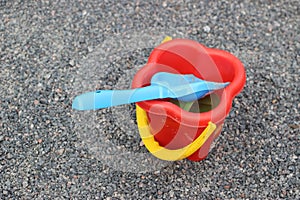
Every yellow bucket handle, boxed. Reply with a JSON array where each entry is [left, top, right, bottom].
[[136, 105, 216, 161]]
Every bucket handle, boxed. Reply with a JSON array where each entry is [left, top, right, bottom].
[[136, 105, 216, 161]]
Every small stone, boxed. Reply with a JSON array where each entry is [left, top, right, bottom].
[[34, 100, 39, 105], [23, 180, 28, 188], [39, 98, 47, 104], [169, 190, 174, 197], [67, 182, 72, 187], [139, 140, 144, 146], [56, 148, 65, 155], [44, 73, 51, 80], [224, 185, 231, 189], [55, 88, 62, 93], [203, 25, 211, 33], [69, 59, 75, 66], [154, 171, 160, 175], [289, 124, 299, 129], [6, 153, 13, 159], [281, 190, 287, 197]]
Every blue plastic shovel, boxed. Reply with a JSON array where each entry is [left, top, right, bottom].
[[72, 72, 229, 110]]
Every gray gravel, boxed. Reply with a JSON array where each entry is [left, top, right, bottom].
[[0, 0, 299, 199]]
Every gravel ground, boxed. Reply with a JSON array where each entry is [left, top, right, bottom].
[[0, 0, 299, 199]]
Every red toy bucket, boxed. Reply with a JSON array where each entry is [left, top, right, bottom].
[[132, 39, 246, 161]]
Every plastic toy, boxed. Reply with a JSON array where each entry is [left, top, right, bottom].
[[72, 72, 229, 110], [132, 38, 246, 161]]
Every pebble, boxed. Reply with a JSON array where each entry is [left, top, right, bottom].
[[69, 59, 75, 66], [203, 25, 211, 33], [56, 148, 65, 155]]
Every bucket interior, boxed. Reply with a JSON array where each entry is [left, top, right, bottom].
[[168, 92, 221, 113]]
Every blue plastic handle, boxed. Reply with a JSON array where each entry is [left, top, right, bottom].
[[72, 85, 168, 110]]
